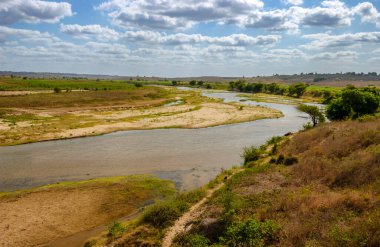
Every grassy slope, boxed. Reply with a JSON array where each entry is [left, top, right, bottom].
[[184, 118, 380, 247]]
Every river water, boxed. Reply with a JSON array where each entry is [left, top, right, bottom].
[[0, 90, 311, 191]]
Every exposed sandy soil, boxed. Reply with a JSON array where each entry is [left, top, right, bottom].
[[0, 101, 282, 145], [0, 91, 53, 96], [0, 188, 111, 247], [53, 103, 282, 140], [0, 177, 174, 247]]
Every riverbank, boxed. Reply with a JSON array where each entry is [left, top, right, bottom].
[[0, 175, 176, 247], [0, 88, 282, 146]]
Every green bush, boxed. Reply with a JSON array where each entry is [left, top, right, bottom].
[[107, 221, 126, 238], [141, 202, 181, 227], [242, 146, 261, 165], [178, 234, 211, 247], [53, 87, 61, 93], [220, 219, 280, 247], [141, 189, 206, 228], [134, 82, 143, 87]]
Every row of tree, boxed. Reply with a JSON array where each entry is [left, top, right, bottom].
[[229, 80, 309, 98]]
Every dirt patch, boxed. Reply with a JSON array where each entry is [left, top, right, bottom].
[[237, 172, 285, 196], [0, 176, 175, 247]]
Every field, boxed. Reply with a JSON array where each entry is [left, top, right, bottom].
[[0, 77, 282, 146]]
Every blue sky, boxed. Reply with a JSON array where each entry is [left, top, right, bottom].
[[1, 0, 380, 77]]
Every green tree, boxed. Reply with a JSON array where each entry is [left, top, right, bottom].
[[342, 89, 379, 118], [172, 80, 178, 86], [288, 83, 308, 98], [190, 80, 196, 86], [297, 104, 326, 126], [197, 81, 204, 87], [326, 98, 351, 120]]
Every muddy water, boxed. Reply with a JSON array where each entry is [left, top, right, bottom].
[[0, 90, 311, 191]]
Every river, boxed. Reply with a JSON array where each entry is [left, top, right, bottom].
[[0, 89, 311, 191]]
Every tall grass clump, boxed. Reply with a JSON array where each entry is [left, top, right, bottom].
[[242, 146, 262, 165]]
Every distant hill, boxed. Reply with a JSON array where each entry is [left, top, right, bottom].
[[1, 71, 380, 87]]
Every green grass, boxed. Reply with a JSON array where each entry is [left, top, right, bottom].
[[0, 76, 172, 91], [0, 174, 176, 199], [0, 89, 168, 108]]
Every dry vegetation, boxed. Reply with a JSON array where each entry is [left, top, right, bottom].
[[142, 118, 380, 247]]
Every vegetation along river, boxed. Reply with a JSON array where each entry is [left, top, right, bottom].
[[0, 89, 313, 191]]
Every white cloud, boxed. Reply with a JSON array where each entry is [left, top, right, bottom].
[[354, 2, 380, 27], [303, 32, 380, 49], [60, 24, 119, 41], [309, 51, 358, 60], [121, 31, 281, 47], [283, 0, 303, 6], [0, 0, 72, 25], [96, 0, 264, 30]]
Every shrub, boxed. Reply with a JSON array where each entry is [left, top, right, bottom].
[[284, 156, 298, 166], [221, 219, 280, 247], [242, 146, 261, 165], [141, 202, 181, 228], [134, 82, 143, 87], [266, 136, 282, 146], [276, 154, 285, 165], [107, 221, 126, 238], [53, 87, 61, 93], [178, 234, 211, 247]]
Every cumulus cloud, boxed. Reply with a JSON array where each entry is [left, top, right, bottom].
[[96, 0, 264, 30], [303, 32, 380, 49], [60, 24, 119, 41], [96, 0, 364, 32], [354, 2, 380, 27], [121, 31, 281, 47], [0, 0, 72, 25]]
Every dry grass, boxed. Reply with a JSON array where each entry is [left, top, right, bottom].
[[170, 118, 380, 247]]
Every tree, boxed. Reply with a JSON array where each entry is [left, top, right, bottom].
[[297, 104, 325, 126], [189, 80, 196, 86], [197, 81, 204, 87], [171, 80, 178, 86], [288, 83, 308, 98], [342, 89, 379, 117], [326, 98, 351, 120]]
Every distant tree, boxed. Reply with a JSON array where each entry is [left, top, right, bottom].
[[134, 82, 143, 87], [206, 84, 212, 89], [54, 87, 61, 93], [197, 81, 204, 87], [252, 83, 264, 93], [172, 80, 178, 86], [288, 83, 308, 98], [297, 104, 325, 126], [189, 80, 196, 86]]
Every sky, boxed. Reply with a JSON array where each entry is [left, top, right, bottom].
[[1, 0, 380, 77]]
